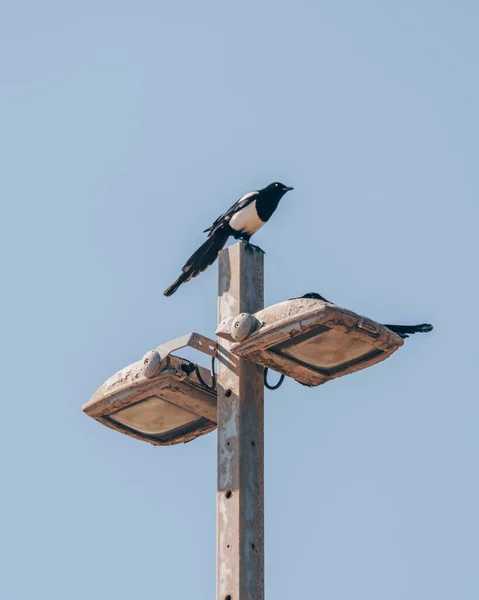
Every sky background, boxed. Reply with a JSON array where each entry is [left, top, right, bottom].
[[1, 1, 478, 598]]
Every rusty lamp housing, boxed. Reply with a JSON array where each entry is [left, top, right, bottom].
[[82, 334, 217, 446], [217, 297, 404, 387]]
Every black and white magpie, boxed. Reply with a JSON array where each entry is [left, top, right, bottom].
[[164, 182, 293, 296], [296, 292, 433, 339]]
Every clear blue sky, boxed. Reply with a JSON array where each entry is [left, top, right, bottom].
[[1, 1, 477, 598]]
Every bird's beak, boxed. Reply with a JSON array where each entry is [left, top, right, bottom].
[[284, 186, 294, 192]]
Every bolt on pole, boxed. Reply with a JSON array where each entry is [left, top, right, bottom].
[[217, 242, 265, 600]]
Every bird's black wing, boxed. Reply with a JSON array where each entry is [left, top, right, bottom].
[[164, 189, 259, 296], [203, 191, 259, 237], [293, 292, 331, 302], [295, 293, 433, 338], [164, 226, 230, 296]]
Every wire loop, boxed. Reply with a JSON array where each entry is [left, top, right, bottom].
[[264, 368, 285, 390], [194, 355, 217, 391]]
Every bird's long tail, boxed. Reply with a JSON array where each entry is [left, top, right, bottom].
[[163, 227, 230, 296], [384, 323, 434, 339]]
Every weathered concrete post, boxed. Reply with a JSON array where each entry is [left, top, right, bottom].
[[217, 242, 264, 600]]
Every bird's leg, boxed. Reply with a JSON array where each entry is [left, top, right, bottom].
[[241, 239, 265, 254], [248, 243, 265, 254], [242, 240, 252, 253], [240, 237, 251, 252]]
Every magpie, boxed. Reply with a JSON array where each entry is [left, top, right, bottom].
[[164, 182, 293, 296], [296, 292, 433, 339]]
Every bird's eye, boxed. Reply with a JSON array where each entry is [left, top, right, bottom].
[[275, 183, 279, 187]]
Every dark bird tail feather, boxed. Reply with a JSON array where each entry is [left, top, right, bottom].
[[163, 227, 230, 296], [384, 323, 433, 338]]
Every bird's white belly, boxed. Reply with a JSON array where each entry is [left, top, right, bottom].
[[229, 201, 264, 235]]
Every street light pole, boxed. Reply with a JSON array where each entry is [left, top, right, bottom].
[[83, 239, 414, 598], [217, 242, 265, 600]]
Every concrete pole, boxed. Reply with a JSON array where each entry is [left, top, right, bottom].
[[217, 242, 265, 600]]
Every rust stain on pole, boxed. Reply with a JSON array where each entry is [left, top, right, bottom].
[[217, 242, 264, 600]]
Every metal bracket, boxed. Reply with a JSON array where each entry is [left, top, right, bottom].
[[143, 333, 217, 379], [155, 332, 217, 360]]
